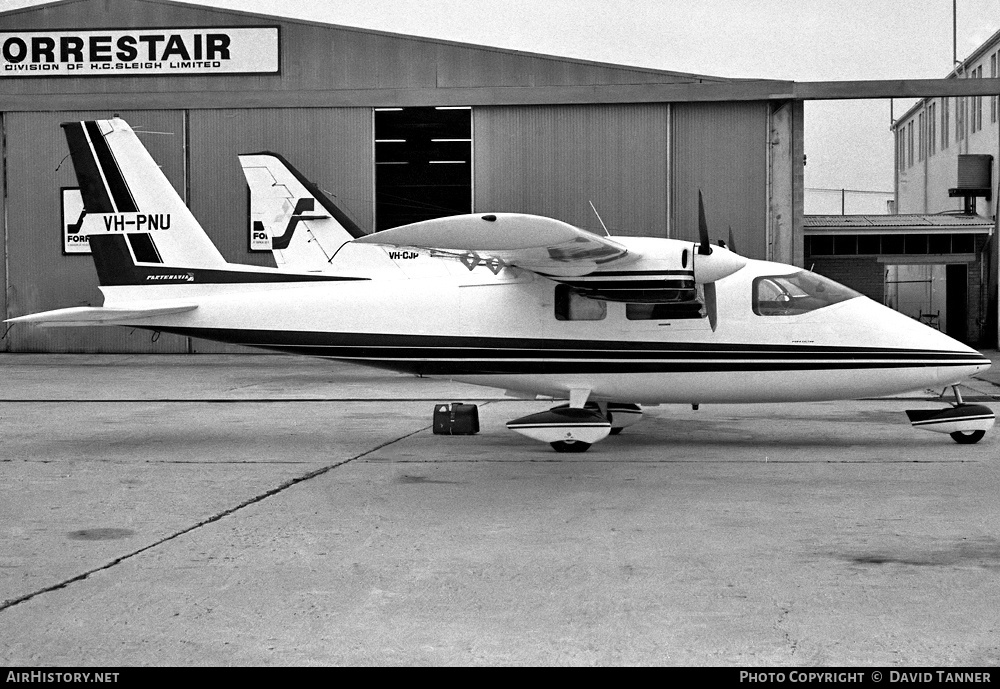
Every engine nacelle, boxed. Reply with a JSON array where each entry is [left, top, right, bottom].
[[551, 236, 746, 303]]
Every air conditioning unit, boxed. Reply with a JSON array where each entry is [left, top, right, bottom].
[[950, 154, 992, 200], [949, 154, 992, 212]]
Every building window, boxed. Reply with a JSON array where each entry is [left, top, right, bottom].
[[918, 112, 925, 161], [804, 233, 984, 256], [957, 96, 965, 141], [907, 121, 914, 167], [942, 97, 950, 149], [992, 54, 997, 123], [897, 128, 905, 172], [374, 106, 472, 232], [928, 102, 936, 156], [973, 66, 983, 133]]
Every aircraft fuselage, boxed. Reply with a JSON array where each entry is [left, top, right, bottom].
[[102, 243, 989, 405]]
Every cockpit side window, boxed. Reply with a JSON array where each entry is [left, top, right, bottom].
[[555, 284, 607, 321], [753, 271, 861, 316]]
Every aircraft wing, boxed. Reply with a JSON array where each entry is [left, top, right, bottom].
[[5, 303, 197, 327], [351, 213, 632, 277]]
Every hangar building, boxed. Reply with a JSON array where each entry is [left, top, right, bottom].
[[806, 27, 999, 346], [0, 0, 809, 353]]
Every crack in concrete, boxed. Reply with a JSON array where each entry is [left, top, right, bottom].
[[0, 424, 430, 614], [776, 604, 800, 657]]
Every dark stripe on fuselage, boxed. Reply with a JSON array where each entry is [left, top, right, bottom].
[[87, 235, 368, 286], [85, 121, 138, 213], [142, 327, 988, 376]]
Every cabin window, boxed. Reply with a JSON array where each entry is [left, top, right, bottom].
[[625, 302, 704, 320], [753, 271, 860, 316], [554, 284, 606, 321]]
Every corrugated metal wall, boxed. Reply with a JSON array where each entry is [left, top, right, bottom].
[[3, 110, 190, 352], [0, 1, 775, 354], [1, 0, 709, 104], [1, 113, 6, 344], [473, 104, 669, 237], [185, 108, 373, 352], [671, 102, 769, 258]]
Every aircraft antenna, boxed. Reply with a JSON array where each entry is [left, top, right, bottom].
[[589, 201, 610, 236]]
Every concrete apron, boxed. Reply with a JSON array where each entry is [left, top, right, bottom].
[[1, 354, 999, 666]]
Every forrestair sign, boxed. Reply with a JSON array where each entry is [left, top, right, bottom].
[[1, 28, 279, 76]]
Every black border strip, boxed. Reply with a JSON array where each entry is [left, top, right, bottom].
[[61, 122, 114, 213], [84, 120, 138, 212]]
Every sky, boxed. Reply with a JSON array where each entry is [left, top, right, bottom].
[[3, 0, 1000, 196]]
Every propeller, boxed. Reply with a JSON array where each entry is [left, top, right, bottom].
[[692, 192, 747, 332], [697, 191, 717, 330], [697, 190, 712, 256], [704, 282, 718, 331]]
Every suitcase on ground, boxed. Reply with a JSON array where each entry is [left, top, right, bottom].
[[433, 402, 480, 435]]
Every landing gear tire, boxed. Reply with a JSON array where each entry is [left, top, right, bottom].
[[609, 427, 623, 436], [950, 430, 986, 444], [550, 440, 592, 453]]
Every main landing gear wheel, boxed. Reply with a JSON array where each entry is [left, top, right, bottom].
[[506, 407, 610, 452], [950, 430, 986, 444], [609, 426, 624, 436], [550, 440, 592, 453]]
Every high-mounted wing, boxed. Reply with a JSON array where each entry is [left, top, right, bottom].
[[352, 213, 633, 277]]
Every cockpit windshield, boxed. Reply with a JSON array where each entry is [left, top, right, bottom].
[[753, 271, 861, 316]]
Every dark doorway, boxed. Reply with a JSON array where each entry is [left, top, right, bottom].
[[946, 263, 968, 343], [374, 106, 472, 231]]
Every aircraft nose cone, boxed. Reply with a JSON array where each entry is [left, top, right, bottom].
[[857, 299, 991, 389], [915, 320, 991, 380]]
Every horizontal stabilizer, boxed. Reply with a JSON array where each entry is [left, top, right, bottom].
[[5, 303, 197, 327]]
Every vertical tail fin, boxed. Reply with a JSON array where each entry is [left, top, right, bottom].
[[61, 118, 227, 283], [240, 152, 365, 271]]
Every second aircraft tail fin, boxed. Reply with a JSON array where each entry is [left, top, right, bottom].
[[240, 152, 366, 270]]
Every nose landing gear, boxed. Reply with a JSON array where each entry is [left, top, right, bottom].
[[906, 385, 994, 444]]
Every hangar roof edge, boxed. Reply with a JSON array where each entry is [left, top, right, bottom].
[[0, 0, 737, 84], [805, 213, 995, 234]]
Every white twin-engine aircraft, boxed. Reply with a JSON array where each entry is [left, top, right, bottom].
[[7, 118, 995, 452]]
